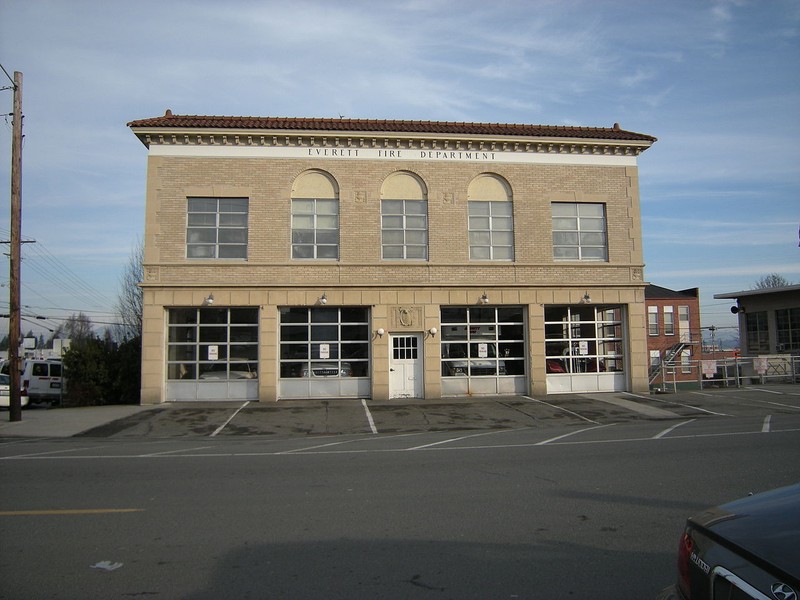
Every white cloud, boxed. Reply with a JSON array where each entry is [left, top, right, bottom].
[[1, 0, 798, 322]]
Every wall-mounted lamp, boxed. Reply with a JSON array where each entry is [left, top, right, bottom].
[[319, 293, 327, 305], [428, 327, 438, 338], [730, 305, 745, 314], [581, 292, 592, 304], [203, 293, 214, 306], [479, 293, 489, 305], [376, 328, 385, 338]]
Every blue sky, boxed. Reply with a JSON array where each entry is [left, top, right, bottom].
[[1, 0, 798, 338]]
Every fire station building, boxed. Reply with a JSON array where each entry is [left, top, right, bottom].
[[127, 113, 656, 404]]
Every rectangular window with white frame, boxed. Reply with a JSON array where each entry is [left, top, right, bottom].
[[678, 305, 691, 342], [551, 202, 608, 261], [648, 305, 659, 336], [681, 349, 692, 374], [663, 306, 675, 336], [650, 350, 661, 367], [187, 197, 248, 259], [381, 199, 428, 260], [468, 201, 514, 260], [291, 198, 339, 259]]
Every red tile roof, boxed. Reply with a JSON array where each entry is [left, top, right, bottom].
[[127, 112, 656, 142]]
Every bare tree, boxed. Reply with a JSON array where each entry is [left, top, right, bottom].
[[752, 273, 793, 289], [115, 237, 144, 340], [61, 313, 96, 341]]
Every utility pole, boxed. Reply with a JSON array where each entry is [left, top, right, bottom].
[[8, 71, 23, 422]]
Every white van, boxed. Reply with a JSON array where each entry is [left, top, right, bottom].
[[0, 359, 64, 404], [0, 373, 29, 408], [22, 359, 64, 403]]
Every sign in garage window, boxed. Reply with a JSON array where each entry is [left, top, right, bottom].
[[440, 306, 526, 377], [544, 305, 624, 374], [167, 307, 258, 380], [280, 307, 369, 379]]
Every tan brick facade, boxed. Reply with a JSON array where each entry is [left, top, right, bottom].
[[130, 115, 655, 403]]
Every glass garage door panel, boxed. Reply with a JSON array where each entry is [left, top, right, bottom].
[[440, 306, 527, 396], [166, 307, 259, 401], [544, 305, 626, 393], [279, 306, 371, 399]]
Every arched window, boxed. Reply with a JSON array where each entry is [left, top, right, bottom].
[[380, 171, 428, 260], [291, 170, 339, 259], [467, 174, 513, 260]]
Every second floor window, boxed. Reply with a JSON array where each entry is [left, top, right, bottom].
[[381, 199, 428, 259], [468, 201, 514, 260], [552, 202, 608, 261], [187, 197, 248, 259], [648, 306, 659, 336], [292, 199, 339, 259], [663, 306, 675, 336], [679, 305, 691, 342]]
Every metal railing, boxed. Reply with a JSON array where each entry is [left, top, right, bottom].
[[654, 354, 800, 393], [648, 342, 692, 384]]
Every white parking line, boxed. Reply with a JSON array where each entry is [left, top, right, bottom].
[[361, 399, 378, 434], [534, 423, 616, 445], [278, 431, 437, 454], [762, 415, 772, 433], [642, 393, 731, 417], [143, 445, 218, 457], [592, 393, 677, 418], [0, 445, 100, 459], [406, 427, 529, 451], [653, 419, 696, 439], [210, 401, 250, 437], [746, 387, 783, 395], [2, 426, 800, 459], [759, 400, 800, 410], [522, 395, 600, 424]]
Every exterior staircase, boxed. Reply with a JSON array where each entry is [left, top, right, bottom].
[[649, 342, 691, 384]]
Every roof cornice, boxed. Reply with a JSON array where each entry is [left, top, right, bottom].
[[128, 113, 656, 157]]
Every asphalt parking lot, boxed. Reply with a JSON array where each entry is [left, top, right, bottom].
[[29, 383, 795, 439], [1, 384, 798, 440]]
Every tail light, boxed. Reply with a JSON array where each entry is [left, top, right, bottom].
[[22, 379, 29, 393], [677, 530, 693, 598]]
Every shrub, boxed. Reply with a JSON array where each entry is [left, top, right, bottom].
[[61, 337, 141, 406]]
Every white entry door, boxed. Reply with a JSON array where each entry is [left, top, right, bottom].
[[389, 334, 423, 399]]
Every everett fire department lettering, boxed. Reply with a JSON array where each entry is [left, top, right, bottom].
[[307, 148, 361, 157], [418, 150, 496, 161]]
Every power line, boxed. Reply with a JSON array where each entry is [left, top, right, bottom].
[[0, 63, 15, 87], [0, 227, 116, 311], [23, 240, 115, 307], [32, 240, 114, 299]]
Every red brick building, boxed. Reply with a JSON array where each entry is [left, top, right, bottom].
[[645, 285, 701, 386]]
